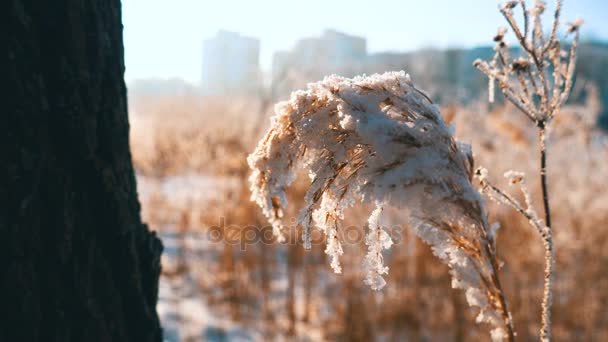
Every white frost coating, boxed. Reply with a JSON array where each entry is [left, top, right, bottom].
[[363, 205, 393, 290], [489, 75, 496, 103], [248, 71, 512, 339], [491, 327, 507, 342], [489, 222, 501, 243], [466, 287, 487, 308], [477, 166, 489, 182], [504, 170, 544, 231], [311, 192, 345, 273]]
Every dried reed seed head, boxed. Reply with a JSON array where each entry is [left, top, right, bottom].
[[249, 71, 512, 339]]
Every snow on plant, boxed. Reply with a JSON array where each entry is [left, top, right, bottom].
[[474, 1, 582, 340], [248, 71, 514, 340]]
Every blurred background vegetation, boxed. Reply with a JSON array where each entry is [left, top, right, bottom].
[[127, 23, 608, 342]]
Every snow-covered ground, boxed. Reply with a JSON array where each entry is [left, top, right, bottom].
[[158, 232, 261, 342]]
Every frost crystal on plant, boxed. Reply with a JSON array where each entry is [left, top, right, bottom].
[[248, 71, 513, 339], [363, 205, 393, 290]]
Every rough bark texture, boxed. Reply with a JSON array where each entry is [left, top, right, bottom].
[[3, 1, 163, 341]]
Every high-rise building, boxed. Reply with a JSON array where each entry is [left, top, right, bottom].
[[201, 30, 261, 95], [271, 30, 367, 95]]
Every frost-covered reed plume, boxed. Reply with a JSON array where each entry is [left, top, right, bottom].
[[248, 71, 515, 341], [474, 1, 582, 340]]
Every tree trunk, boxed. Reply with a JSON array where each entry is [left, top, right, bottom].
[[3, 1, 163, 341]]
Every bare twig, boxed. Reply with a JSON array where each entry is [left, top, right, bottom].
[[474, 2, 582, 339], [538, 124, 554, 342]]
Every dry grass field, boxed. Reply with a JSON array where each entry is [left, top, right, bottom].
[[129, 82, 607, 340]]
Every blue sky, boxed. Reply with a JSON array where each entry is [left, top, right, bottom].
[[122, 0, 608, 83]]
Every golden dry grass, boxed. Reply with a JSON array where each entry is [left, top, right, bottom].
[[131, 92, 608, 341]]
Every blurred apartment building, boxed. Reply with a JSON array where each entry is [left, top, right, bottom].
[[201, 30, 261, 95], [271, 29, 368, 94], [200, 29, 608, 123], [268, 30, 444, 99], [268, 29, 516, 103]]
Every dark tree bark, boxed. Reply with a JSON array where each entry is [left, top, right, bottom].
[[3, 1, 163, 341]]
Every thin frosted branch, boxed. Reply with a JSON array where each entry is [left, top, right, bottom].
[[537, 126, 554, 341], [543, 0, 562, 55], [531, 1, 546, 55], [540, 227, 555, 342], [520, 0, 530, 40], [515, 68, 533, 107], [475, 168, 544, 235], [474, 4, 582, 340], [549, 41, 564, 111], [474, 59, 538, 121], [478, 2, 583, 120], [500, 3, 527, 49], [554, 25, 581, 114], [476, 167, 554, 342]]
